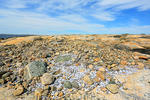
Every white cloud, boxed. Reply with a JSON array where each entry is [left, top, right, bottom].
[[4, 0, 27, 8], [0, 0, 150, 34], [92, 12, 115, 21], [0, 9, 104, 34], [106, 25, 150, 34], [98, 0, 150, 11]]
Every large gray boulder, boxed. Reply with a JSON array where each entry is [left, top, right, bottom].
[[24, 61, 47, 80]]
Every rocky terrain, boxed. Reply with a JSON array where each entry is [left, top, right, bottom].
[[0, 34, 150, 100]]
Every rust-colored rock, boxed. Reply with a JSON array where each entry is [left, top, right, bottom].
[[137, 62, 145, 69], [13, 85, 24, 96], [139, 56, 149, 60], [96, 71, 106, 81], [83, 75, 94, 85], [58, 91, 64, 97], [94, 58, 100, 62], [106, 84, 119, 94]]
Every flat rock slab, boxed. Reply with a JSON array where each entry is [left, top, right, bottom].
[[55, 55, 72, 63], [106, 84, 119, 94], [24, 61, 47, 80]]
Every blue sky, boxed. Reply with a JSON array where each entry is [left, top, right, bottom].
[[0, 0, 150, 35]]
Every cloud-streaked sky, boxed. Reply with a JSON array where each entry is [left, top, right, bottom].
[[0, 0, 150, 35]]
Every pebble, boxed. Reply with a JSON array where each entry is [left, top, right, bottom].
[[100, 87, 107, 93], [0, 79, 5, 84], [64, 81, 72, 89], [54, 92, 59, 97], [106, 84, 119, 94], [40, 73, 54, 85], [43, 85, 50, 90], [22, 82, 28, 89], [42, 90, 49, 96], [98, 67, 105, 72], [139, 56, 148, 60], [7, 82, 14, 89], [58, 91, 64, 97], [2, 72, 12, 79], [72, 81, 79, 89], [83, 75, 94, 85], [50, 86, 57, 91], [34, 88, 43, 100], [13, 85, 24, 96], [96, 71, 105, 81], [57, 87, 63, 91], [0, 62, 4, 66], [93, 77, 100, 82], [18, 68, 24, 76], [120, 60, 127, 65], [94, 58, 100, 62], [137, 62, 145, 69], [88, 65, 93, 69]]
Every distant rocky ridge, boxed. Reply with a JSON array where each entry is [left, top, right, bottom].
[[0, 34, 34, 39]]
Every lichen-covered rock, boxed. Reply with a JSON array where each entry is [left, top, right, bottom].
[[2, 72, 12, 79], [64, 81, 72, 89], [24, 61, 47, 80], [55, 55, 72, 63], [72, 81, 79, 89], [41, 73, 54, 85]]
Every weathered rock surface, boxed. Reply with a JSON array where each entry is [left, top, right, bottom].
[[72, 81, 79, 89], [24, 61, 47, 79], [64, 81, 72, 89], [0, 62, 4, 66], [13, 85, 24, 96], [83, 75, 93, 85], [40, 73, 54, 85], [106, 84, 119, 94], [55, 55, 72, 63]]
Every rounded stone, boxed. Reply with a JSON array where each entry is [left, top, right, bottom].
[[41, 73, 54, 85], [96, 71, 105, 81], [34, 88, 43, 99], [13, 85, 24, 96], [71, 81, 79, 89], [64, 81, 72, 89], [58, 91, 64, 97], [83, 75, 94, 85], [106, 84, 119, 94]]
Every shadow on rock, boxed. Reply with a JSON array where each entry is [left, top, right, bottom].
[[131, 48, 150, 55]]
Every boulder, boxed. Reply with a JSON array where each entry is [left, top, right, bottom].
[[24, 61, 47, 80]]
